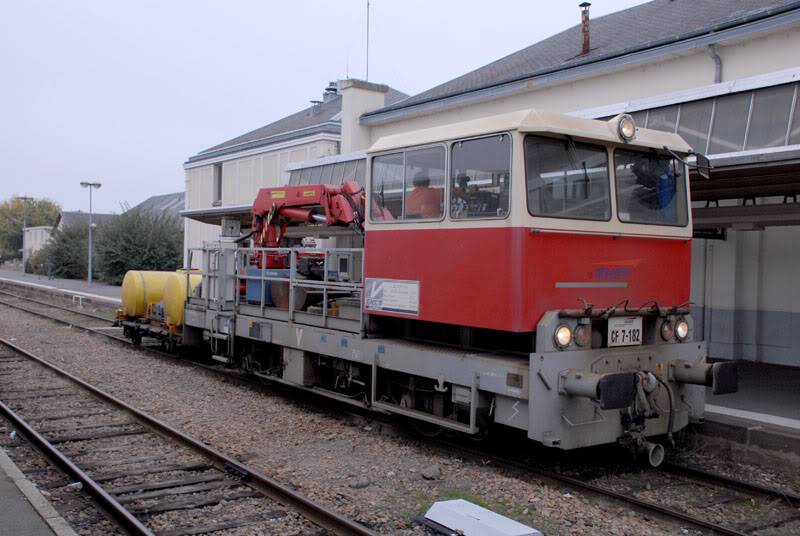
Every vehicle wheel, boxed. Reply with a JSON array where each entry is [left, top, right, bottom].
[[412, 420, 444, 438]]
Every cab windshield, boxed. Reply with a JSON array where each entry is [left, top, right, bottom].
[[614, 150, 688, 226]]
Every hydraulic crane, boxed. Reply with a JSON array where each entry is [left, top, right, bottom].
[[250, 181, 365, 268]]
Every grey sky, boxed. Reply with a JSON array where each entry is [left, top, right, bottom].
[[0, 0, 647, 214]]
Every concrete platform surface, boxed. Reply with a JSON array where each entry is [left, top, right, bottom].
[[707, 360, 800, 421], [0, 447, 77, 536], [701, 360, 800, 455], [0, 269, 120, 303]]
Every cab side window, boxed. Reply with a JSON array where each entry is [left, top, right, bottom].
[[525, 136, 611, 221], [404, 147, 445, 220], [371, 146, 445, 221], [450, 134, 511, 219]]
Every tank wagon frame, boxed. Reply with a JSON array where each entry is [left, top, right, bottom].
[[126, 110, 737, 462]]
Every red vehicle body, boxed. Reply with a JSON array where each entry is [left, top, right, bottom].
[[364, 228, 690, 332]]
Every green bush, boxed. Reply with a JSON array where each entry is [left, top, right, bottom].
[[39, 224, 89, 279], [94, 210, 183, 285]]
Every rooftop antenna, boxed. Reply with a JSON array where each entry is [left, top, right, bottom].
[[365, 0, 370, 81]]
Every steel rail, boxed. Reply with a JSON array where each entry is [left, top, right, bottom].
[[432, 439, 751, 536], [0, 288, 112, 323], [0, 398, 156, 535], [0, 338, 378, 536], [660, 461, 800, 505]]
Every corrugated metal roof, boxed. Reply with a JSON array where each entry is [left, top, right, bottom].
[[131, 192, 185, 219], [367, 0, 800, 116]]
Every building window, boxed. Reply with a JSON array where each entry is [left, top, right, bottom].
[[213, 164, 223, 206], [746, 84, 796, 150], [645, 105, 678, 133], [525, 136, 610, 221], [450, 134, 511, 219], [708, 92, 751, 154], [676, 99, 713, 153]]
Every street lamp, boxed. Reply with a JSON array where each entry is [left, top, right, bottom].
[[80, 182, 101, 286], [15, 196, 33, 273]]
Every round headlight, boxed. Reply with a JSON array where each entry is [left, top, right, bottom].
[[675, 318, 689, 341], [574, 324, 591, 347], [554, 324, 573, 349], [618, 114, 636, 142], [660, 321, 674, 341]]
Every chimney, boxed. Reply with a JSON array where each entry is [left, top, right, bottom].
[[323, 81, 338, 102], [309, 100, 322, 114], [580, 2, 591, 55]]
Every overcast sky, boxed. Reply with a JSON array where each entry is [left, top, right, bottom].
[[0, 0, 647, 213]]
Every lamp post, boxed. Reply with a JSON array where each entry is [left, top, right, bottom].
[[80, 182, 101, 286], [15, 196, 33, 272]]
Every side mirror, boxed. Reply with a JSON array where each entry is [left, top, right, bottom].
[[693, 153, 712, 179]]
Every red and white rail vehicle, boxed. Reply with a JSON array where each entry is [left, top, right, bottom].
[[124, 109, 737, 465]]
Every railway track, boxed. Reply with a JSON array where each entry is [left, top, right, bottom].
[[0, 338, 377, 536], [432, 437, 800, 536], [2, 286, 800, 535]]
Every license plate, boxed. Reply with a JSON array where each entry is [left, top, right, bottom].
[[607, 316, 643, 347]]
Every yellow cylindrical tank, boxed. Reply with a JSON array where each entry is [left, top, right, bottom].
[[121, 271, 174, 318], [163, 270, 202, 328]]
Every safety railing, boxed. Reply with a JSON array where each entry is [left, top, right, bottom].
[[233, 247, 364, 331]]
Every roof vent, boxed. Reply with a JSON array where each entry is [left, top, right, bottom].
[[323, 81, 338, 102], [580, 2, 591, 55]]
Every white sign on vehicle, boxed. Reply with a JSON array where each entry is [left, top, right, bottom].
[[607, 316, 643, 347], [365, 278, 419, 316]]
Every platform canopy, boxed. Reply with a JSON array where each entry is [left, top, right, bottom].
[[691, 145, 800, 230], [180, 204, 252, 226]]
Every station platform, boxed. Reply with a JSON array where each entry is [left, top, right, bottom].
[[0, 268, 120, 304], [0, 447, 75, 536], [701, 360, 800, 454]]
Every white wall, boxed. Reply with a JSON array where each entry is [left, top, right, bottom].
[[184, 138, 339, 257], [22, 226, 52, 258], [691, 227, 800, 366]]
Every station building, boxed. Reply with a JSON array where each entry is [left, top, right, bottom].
[[182, 81, 407, 254], [183, 0, 800, 366]]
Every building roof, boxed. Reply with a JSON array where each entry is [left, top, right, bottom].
[[187, 83, 408, 164], [366, 0, 800, 118], [57, 211, 116, 229], [131, 192, 185, 219]]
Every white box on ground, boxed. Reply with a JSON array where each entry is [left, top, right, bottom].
[[424, 499, 543, 536]]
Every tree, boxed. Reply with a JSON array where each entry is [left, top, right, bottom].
[[37, 224, 89, 279], [0, 197, 60, 260], [94, 210, 183, 285]]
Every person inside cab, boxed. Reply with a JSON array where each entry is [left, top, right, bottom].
[[405, 172, 443, 219]]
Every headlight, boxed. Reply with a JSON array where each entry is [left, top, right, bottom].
[[574, 324, 591, 347], [617, 114, 636, 142], [554, 324, 573, 349], [660, 321, 674, 341], [675, 318, 689, 341]]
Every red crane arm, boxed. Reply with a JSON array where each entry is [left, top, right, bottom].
[[251, 181, 364, 249]]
